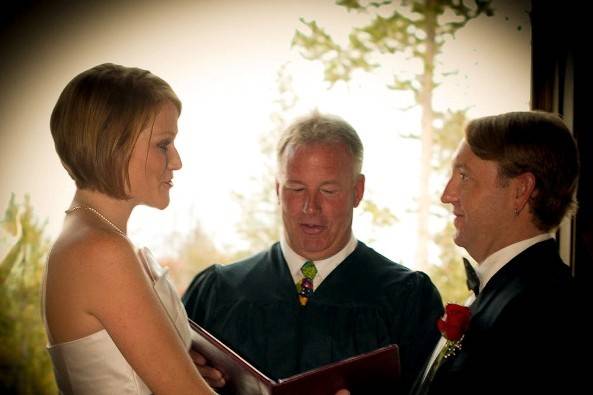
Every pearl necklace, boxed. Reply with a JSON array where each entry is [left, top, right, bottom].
[[65, 206, 126, 236]]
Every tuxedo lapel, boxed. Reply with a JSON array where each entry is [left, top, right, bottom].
[[409, 349, 437, 395], [468, 239, 558, 323], [426, 239, 570, 395]]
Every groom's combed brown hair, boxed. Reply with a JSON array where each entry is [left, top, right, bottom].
[[466, 111, 579, 232]]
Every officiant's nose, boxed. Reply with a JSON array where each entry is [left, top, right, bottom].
[[303, 191, 321, 215]]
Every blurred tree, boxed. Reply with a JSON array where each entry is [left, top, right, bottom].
[[232, 64, 293, 254], [427, 109, 476, 302], [166, 223, 237, 294], [292, 0, 493, 300], [430, 221, 472, 303], [0, 194, 57, 395], [163, 66, 302, 292]]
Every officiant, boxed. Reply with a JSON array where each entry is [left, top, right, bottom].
[[183, 111, 444, 394]]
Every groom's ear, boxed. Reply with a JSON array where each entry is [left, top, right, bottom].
[[512, 171, 536, 212]]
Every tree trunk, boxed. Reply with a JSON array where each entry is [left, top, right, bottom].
[[416, 0, 436, 271]]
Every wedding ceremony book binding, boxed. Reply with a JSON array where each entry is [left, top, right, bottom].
[[189, 319, 400, 395]]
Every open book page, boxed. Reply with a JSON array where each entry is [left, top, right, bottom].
[[189, 319, 400, 395], [189, 320, 275, 395]]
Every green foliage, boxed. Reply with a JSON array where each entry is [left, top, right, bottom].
[[360, 200, 398, 226], [0, 194, 57, 395], [337, 0, 364, 11], [169, 224, 239, 293], [426, 221, 472, 304], [426, 110, 469, 302], [427, 110, 469, 303], [232, 64, 291, 253], [293, 0, 493, 294], [432, 109, 468, 168], [293, 19, 376, 84], [293, 0, 494, 90]]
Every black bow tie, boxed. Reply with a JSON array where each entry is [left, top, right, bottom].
[[463, 257, 480, 296]]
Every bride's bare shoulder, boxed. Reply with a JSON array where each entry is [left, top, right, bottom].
[[48, 223, 136, 276]]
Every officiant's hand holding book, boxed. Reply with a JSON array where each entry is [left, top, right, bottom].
[[189, 348, 226, 388], [188, 319, 400, 395]]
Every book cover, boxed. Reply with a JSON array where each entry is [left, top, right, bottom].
[[189, 319, 400, 395]]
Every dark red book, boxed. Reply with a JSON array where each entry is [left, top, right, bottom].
[[189, 319, 400, 395]]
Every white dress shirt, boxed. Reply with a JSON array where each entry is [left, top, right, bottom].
[[280, 233, 358, 289], [420, 233, 554, 383], [475, 233, 554, 293]]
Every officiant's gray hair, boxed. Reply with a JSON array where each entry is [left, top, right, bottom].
[[277, 111, 364, 177]]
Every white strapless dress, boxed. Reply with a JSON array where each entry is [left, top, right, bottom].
[[43, 248, 192, 395]]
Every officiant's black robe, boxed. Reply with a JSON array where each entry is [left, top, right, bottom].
[[183, 241, 443, 393]]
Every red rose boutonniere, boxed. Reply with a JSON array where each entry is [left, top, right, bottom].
[[437, 303, 471, 359]]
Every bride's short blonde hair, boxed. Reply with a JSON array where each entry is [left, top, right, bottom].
[[50, 63, 181, 199]]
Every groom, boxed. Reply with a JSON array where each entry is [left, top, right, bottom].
[[411, 111, 581, 395]]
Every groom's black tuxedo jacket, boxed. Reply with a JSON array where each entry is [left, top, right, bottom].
[[418, 239, 581, 395]]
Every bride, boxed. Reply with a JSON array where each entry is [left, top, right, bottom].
[[43, 63, 216, 395]]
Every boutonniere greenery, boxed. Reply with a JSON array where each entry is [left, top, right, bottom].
[[437, 303, 471, 359]]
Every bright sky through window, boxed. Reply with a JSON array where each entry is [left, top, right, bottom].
[[0, 0, 530, 269]]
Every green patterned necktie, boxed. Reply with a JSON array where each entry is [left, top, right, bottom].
[[296, 261, 317, 306]]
